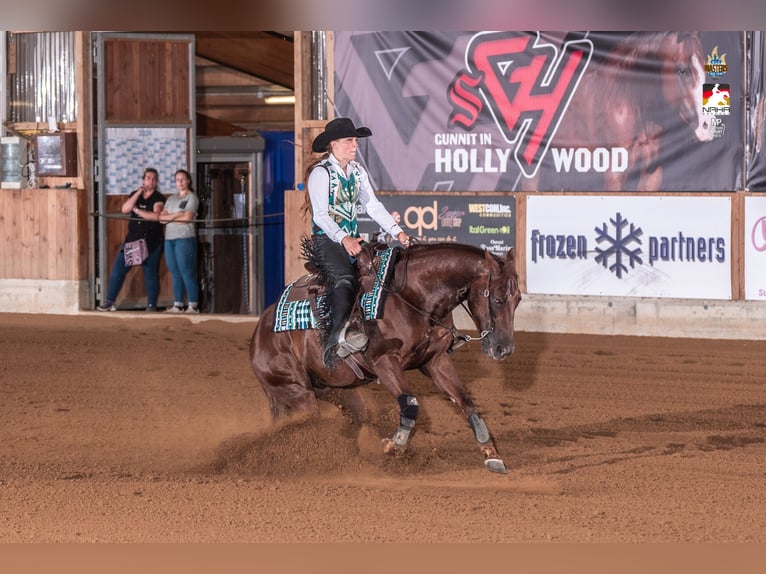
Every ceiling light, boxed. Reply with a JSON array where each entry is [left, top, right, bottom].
[[264, 95, 295, 105]]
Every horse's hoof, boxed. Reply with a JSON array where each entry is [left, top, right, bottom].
[[484, 458, 507, 474], [381, 437, 397, 454]]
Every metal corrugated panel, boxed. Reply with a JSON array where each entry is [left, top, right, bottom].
[[8, 32, 77, 123]]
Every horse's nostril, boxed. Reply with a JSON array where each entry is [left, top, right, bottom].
[[502, 344, 515, 357], [495, 344, 513, 358]]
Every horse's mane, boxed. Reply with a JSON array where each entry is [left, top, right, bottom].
[[406, 241, 485, 256], [399, 242, 507, 291], [404, 242, 495, 272], [401, 242, 509, 270]]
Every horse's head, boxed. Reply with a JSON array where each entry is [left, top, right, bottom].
[[466, 248, 522, 360], [660, 32, 715, 143]]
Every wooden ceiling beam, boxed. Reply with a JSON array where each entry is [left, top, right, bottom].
[[200, 105, 294, 124], [195, 32, 294, 89]]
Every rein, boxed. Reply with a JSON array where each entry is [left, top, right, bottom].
[[376, 248, 493, 349]]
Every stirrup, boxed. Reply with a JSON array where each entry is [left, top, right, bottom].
[[336, 325, 368, 358]]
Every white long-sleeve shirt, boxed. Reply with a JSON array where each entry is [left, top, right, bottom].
[[307, 153, 404, 243]]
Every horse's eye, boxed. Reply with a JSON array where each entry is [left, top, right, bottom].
[[492, 297, 504, 306]]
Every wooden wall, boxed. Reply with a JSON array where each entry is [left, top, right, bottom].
[[286, 32, 331, 285], [293, 31, 334, 189], [1, 32, 188, 310], [0, 187, 87, 281], [284, 189, 311, 283], [102, 38, 190, 123], [0, 33, 93, 287]]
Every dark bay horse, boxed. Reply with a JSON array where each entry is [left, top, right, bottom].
[[248, 242, 521, 473]]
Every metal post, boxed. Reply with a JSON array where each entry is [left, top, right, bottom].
[[0, 32, 7, 136], [310, 31, 327, 120]]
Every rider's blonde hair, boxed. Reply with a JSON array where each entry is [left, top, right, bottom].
[[301, 151, 330, 219]]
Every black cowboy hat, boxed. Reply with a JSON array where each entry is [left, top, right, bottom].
[[311, 117, 372, 153]]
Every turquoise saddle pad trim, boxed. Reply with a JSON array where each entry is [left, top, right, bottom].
[[273, 246, 396, 332]]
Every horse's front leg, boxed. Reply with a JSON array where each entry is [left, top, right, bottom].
[[382, 393, 419, 454], [371, 355, 419, 455], [421, 354, 507, 474]]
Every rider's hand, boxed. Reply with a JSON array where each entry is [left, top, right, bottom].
[[397, 231, 411, 247], [341, 235, 365, 256]]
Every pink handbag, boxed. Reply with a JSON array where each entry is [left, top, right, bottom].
[[123, 239, 148, 267]]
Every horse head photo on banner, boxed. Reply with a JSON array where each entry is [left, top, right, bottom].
[[521, 31, 717, 192], [334, 31, 744, 194]]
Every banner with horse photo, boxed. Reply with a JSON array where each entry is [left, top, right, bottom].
[[334, 31, 744, 192], [747, 31, 766, 191]]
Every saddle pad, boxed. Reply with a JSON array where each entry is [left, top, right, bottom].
[[273, 245, 398, 332], [360, 245, 397, 320], [273, 284, 320, 332]]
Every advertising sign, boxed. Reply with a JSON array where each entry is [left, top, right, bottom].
[[744, 195, 766, 299], [526, 196, 732, 298], [335, 32, 744, 192], [356, 194, 515, 255]]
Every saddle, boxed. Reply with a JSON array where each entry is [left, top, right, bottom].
[[273, 242, 400, 334]]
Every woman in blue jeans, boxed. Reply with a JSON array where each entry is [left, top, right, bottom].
[[160, 169, 200, 313], [97, 167, 165, 312]]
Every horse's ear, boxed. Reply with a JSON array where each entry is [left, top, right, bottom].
[[505, 247, 515, 264], [484, 248, 501, 272]]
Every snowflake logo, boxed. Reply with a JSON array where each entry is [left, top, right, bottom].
[[594, 213, 643, 278]]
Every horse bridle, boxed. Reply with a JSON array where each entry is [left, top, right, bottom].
[[457, 268, 518, 347], [381, 251, 498, 348]]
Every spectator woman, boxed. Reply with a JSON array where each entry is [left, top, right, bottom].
[[160, 169, 200, 313], [97, 167, 165, 312]]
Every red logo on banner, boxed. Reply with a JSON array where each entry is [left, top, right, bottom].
[[702, 82, 731, 116], [448, 32, 593, 177], [703, 83, 730, 107]]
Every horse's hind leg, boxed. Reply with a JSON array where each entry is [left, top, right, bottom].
[[314, 387, 370, 425], [259, 373, 318, 423], [251, 349, 317, 422], [250, 325, 319, 422], [266, 393, 288, 421]]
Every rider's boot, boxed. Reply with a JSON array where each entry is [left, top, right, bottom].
[[323, 282, 368, 365]]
